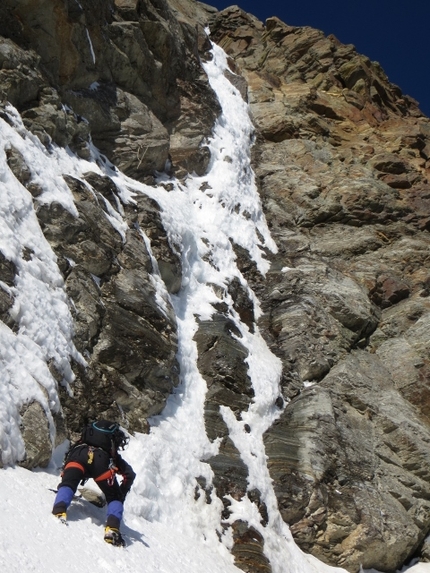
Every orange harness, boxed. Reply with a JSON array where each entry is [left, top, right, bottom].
[[63, 461, 85, 473], [63, 456, 119, 485], [94, 468, 117, 483]]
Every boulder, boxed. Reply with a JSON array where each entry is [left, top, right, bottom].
[[19, 401, 52, 468]]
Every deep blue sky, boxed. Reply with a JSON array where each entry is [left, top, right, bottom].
[[208, 1, 430, 117]]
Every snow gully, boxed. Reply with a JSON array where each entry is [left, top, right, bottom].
[[121, 41, 326, 573]]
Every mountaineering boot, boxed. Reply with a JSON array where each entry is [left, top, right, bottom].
[[53, 511, 67, 525], [104, 526, 125, 547]]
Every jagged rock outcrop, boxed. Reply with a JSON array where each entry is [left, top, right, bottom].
[[0, 1, 430, 572], [0, 0, 220, 179], [195, 314, 252, 511], [0, 0, 220, 441], [35, 169, 181, 435]]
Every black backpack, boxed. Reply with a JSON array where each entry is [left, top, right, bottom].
[[80, 420, 120, 453]]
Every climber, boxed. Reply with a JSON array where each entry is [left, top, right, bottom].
[[52, 420, 136, 547]]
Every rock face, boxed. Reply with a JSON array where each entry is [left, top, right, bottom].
[[0, 1, 430, 572], [210, 6, 430, 572], [0, 0, 214, 440], [0, 0, 220, 180]]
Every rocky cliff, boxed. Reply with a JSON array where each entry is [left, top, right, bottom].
[[0, 1, 429, 572]]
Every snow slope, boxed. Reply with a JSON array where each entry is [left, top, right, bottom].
[[0, 461, 240, 573], [0, 38, 429, 573], [0, 449, 428, 573]]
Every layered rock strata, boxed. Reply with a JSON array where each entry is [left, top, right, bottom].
[[210, 7, 430, 572]]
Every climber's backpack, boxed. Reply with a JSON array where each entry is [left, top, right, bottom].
[[80, 420, 120, 453]]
